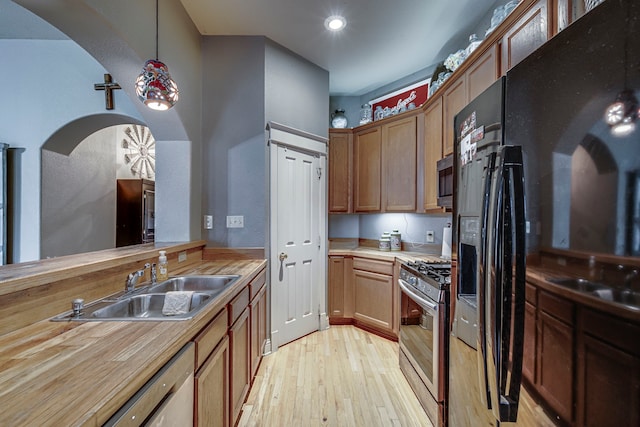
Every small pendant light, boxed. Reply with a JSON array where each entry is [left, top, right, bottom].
[[135, 0, 179, 111]]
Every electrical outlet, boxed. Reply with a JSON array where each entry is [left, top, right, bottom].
[[204, 215, 213, 229], [426, 230, 435, 243], [178, 251, 187, 263], [226, 215, 244, 228]]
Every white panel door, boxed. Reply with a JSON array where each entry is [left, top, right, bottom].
[[272, 144, 321, 347]]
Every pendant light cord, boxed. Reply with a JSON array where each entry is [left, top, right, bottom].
[[155, 0, 159, 60]]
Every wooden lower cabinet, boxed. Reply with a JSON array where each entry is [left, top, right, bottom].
[[229, 307, 250, 426], [250, 283, 267, 381], [537, 307, 574, 422], [195, 336, 229, 427], [353, 258, 394, 334], [523, 300, 537, 384], [328, 256, 346, 318], [577, 308, 640, 427]]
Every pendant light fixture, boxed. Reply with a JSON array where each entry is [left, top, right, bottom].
[[603, 0, 637, 137], [135, 0, 179, 111]]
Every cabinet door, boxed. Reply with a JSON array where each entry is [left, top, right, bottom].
[[229, 308, 250, 426], [577, 334, 640, 427], [442, 76, 467, 156], [328, 131, 352, 213], [382, 116, 417, 211], [354, 126, 382, 211], [328, 256, 345, 318], [501, 0, 550, 74], [423, 98, 443, 211], [537, 309, 574, 423], [465, 44, 499, 103], [523, 301, 536, 384], [353, 269, 393, 332], [250, 284, 267, 380], [196, 337, 229, 427]]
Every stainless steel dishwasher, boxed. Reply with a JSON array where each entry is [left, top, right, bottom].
[[104, 343, 194, 427]]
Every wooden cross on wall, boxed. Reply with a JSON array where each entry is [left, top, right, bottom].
[[94, 73, 121, 110]]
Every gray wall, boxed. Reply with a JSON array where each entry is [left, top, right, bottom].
[[41, 127, 117, 258], [265, 39, 330, 139], [202, 36, 329, 248]]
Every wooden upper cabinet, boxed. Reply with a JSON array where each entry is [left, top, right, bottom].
[[501, 0, 550, 74], [442, 76, 467, 156], [382, 116, 417, 211], [423, 98, 443, 211], [328, 130, 353, 213], [354, 126, 382, 212], [466, 44, 499, 103]]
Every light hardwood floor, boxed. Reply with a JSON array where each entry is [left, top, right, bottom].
[[238, 325, 433, 427]]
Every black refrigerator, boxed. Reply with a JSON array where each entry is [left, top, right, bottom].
[[449, 0, 640, 425]]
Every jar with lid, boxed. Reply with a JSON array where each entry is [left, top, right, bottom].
[[359, 103, 372, 125], [466, 34, 482, 57], [390, 229, 401, 251], [331, 109, 348, 128], [379, 232, 391, 251]]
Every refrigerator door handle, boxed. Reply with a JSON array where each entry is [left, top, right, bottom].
[[484, 145, 526, 422], [477, 151, 497, 410]]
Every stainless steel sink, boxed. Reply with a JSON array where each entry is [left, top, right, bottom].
[[591, 288, 640, 306], [90, 293, 212, 320], [547, 277, 608, 292], [548, 277, 640, 309], [146, 275, 240, 295], [52, 274, 241, 321]]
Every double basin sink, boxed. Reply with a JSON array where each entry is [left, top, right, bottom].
[[548, 277, 640, 308], [52, 275, 241, 321]]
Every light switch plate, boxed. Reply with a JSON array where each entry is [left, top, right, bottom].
[[226, 215, 244, 228], [426, 230, 435, 243], [204, 215, 213, 229], [178, 251, 187, 263]]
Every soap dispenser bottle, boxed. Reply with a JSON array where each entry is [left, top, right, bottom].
[[157, 251, 169, 281]]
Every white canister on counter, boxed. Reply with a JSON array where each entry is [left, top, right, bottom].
[[379, 232, 391, 251], [390, 229, 401, 251]]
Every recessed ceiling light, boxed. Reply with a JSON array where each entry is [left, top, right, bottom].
[[324, 15, 346, 31]]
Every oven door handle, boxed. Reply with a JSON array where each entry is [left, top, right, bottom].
[[398, 279, 439, 315]]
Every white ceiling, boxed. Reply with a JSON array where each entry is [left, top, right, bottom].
[[180, 0, 499, 96], [1, 0, 501, 96]]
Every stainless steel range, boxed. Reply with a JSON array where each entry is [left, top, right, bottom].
[[398, 260, 450, 427]]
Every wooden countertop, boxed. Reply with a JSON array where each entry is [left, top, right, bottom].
[[328, 246, 451, 264], [0, 258, 266, 427], [527, 265, 640, 323]]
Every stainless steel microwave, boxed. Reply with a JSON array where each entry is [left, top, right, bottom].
[[437, 154, 453, 209]]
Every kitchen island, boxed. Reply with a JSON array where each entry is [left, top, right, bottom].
[[0, 242, 266, 426]]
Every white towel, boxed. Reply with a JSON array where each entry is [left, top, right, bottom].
[[162, 291, 194, 316]]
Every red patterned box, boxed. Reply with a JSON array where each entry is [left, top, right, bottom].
[[370, 78, 430, 115]]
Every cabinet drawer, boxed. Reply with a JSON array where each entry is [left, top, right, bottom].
[[228, 286, 250, 326], [249, 269, 266, 301], [193, 307, 228, 371], [539, 290, 574, 325], [353, 257, 394, 276], [580, 308, 640, 356], [525, 282, 537, 304]]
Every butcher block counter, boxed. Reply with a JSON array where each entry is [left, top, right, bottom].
[[0, 242, 266, 426]]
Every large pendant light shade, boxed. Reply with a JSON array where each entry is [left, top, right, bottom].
[[135, 0, 179, 111], [135, 59, 179, 110]]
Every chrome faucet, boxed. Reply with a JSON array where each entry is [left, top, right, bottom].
[[151, 263, 157, 285], [125, 263, 151, 293], [624, 269, 639, 290]]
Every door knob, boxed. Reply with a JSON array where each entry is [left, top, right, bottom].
[[279, 252, 288, 261]]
